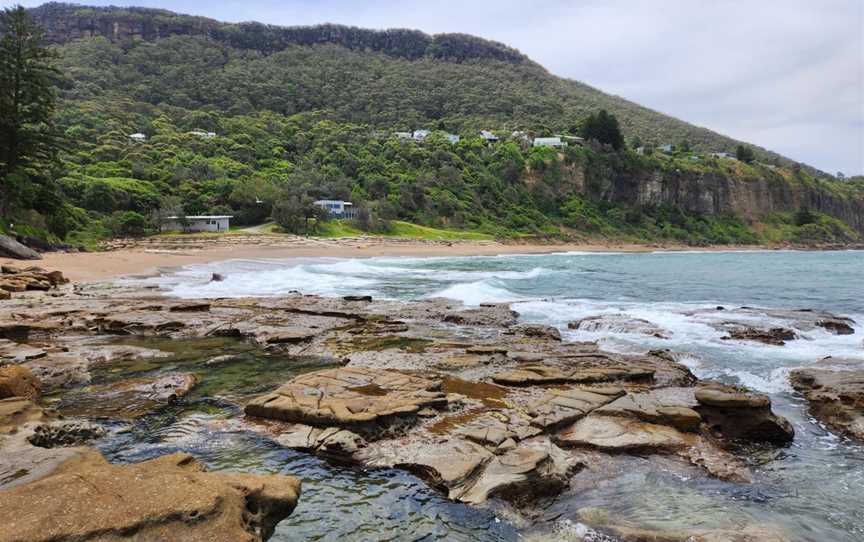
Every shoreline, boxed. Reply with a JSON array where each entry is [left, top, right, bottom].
[[0, 238, 855, 282]]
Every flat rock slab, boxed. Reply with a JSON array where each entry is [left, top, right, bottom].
[[493, 364, 653, 386], [245, 367, 447, 436], [790, 368, 864, 441], [0, 451, 301, 542], [597, 391, 702, 432], [557, 414, 693, 452], [527, 387, 624, 430]]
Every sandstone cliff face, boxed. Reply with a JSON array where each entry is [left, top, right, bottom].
[[585, 167, 863, 233]]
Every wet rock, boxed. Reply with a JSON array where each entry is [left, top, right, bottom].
[[568, 314, 671, 338], [245, 367, 447, 438], [59, 373, 198, 419], [512, 324, 562, 341], [92, 311, 186, 335], [0, 290, 8, 300], [493, 364, 654, 386], [211, 272, 225, 282], [0, 339, 46, 362], [456, 438, 570, 505], [721, 326, 796, 346], [790, 368, 864, 441], [815, 317, 855, 335], [556, 414, 751, 482], [0, 397, 49, 434], [596, 391, 702, 432], [274, 424, 367, 457], [443, 304, 518, 327], [343, 295, 372, 302], [168, 301, 211, 312], [527, 387, 624, 430], [27, 420, 105, 448], [23, 353, 91, 391], [0, 451, 301, 542], [264, 328, 320, 344], [465, 345, 509, 355], [0, 365, 41, 400], [0, 234, 41, 260], [74, 343, 172, 365], [694, 386, 794, 443]]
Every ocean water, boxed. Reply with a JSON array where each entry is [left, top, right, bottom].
[[123, 250, 864, 541]]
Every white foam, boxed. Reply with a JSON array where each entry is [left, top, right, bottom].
[[429, 280, 524, 306]]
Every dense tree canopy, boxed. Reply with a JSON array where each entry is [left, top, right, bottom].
[[0, 5, 62, 218]]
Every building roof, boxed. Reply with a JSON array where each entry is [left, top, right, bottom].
[[314, 200, 353, 206], [534, 137, 563, 143], [163, 215, 233, 220]]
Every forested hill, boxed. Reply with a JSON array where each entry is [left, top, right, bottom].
[[31, 2, 786, 166]]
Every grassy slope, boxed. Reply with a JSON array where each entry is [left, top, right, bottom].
[[314, 220, 494, 241]]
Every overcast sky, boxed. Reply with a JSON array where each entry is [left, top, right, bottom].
[[8, 0, 864, 174]]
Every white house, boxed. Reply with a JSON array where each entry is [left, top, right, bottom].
[[188, 130, 217, 139], [659, 144, 674, 153], [533, 137, 567, 148], [129, 133, 147, 143], [446, 134, 460, 144], [412, 129, 431, 141], [710, 152, 737, 160], [559, 134, 585, 145], [160, 215, 233, 233], [314, 200, 356, 219], [480, 130, 499, 142], [394, 131, 413, 141]]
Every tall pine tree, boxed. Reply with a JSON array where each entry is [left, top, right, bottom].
[[0, 5, 62, 220]]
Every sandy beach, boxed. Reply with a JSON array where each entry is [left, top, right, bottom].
[[0, 236, 779, 283]]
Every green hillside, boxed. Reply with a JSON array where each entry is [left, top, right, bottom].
[[1, 3, 861, 250], [32, 2, 799, 166]]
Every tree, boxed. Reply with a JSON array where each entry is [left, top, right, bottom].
[[678, 140, 691, 153], [0, 6, 62, 218], [794, 206, 816, 226], [580, 110, 624, 151], [735, 145, 755, 163]]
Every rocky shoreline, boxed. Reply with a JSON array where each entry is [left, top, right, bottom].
[[0, 265, 862, 541]]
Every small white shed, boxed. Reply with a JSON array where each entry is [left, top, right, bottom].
[[160, 215, 233, 233]]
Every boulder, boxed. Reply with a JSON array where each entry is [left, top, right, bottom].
[[0, 234, 41, 260], [790, 369, 864, 441], [0, 365, 41, 400], [245, 367, 447, 437], [815, 317, 855, 335], [721, 326, 796, 346], [0, 451, 301, 542], [274, 424, 367, 457], [694, 386, 794, 444]]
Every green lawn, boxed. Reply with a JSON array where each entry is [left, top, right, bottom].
[[315, 220, 495, 241]]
